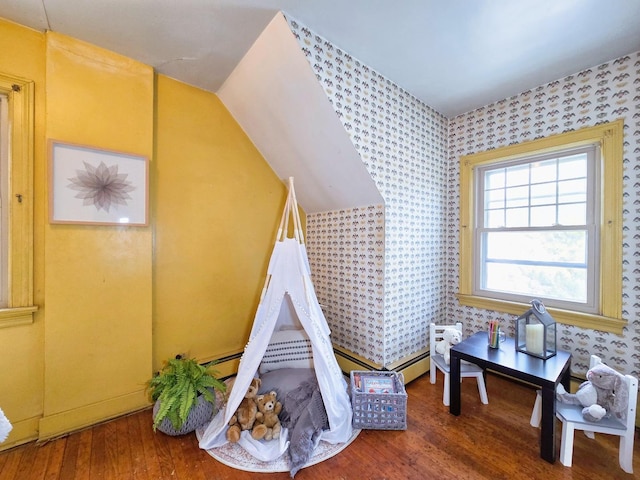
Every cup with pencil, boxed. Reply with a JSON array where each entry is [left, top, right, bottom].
[[488, 319, 505, 348]]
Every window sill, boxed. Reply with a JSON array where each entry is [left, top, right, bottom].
[[456, 294, 625, 335], [0, 306, 38, 329]]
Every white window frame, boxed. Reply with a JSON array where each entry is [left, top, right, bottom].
[[474, 145, 599, 313], [457, 120, 624, 334], [0, 73, 37, 328]]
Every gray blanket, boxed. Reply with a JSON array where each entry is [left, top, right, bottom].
[[282, 377, 329, 478]]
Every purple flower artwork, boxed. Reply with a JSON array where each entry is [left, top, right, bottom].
[[67, 161, 136, 213]]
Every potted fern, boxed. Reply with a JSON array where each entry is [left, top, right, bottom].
[[148, 355, 227, 436]]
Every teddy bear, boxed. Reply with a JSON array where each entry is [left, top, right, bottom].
[[556, 361, 629, 422], [226, 377, 261, 443], [251, 390, 282, 441], [435, 327, 462, 365]]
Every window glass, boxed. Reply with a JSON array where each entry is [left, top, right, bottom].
[[0, 94, 7, 306], [476, 146, 595, 312], [481, 230, 588, 303]]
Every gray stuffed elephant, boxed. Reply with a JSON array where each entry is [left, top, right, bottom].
[[556, 362, 629, 422]]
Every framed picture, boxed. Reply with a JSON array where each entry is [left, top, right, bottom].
[[48, 140, 149, 226]]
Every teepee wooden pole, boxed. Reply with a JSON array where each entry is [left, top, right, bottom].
[[276, 188, 291, 242], [289, 177, 305, 244], [265, 178, 297, 300]]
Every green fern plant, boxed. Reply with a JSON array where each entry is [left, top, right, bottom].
[[148, 355, 227, 431]]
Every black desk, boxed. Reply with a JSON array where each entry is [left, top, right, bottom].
[[449, 332, 571, 463]]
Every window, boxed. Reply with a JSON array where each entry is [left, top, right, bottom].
[[477, 145, 598, 311], [458, 120, 624, 333], [0, 93, 8, 306], [0, 73, 37, 327]]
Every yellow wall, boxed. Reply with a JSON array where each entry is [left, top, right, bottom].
[[40, 32, 154, 439], [153, 76, 287, 371], [0, 19, 46, 447], [0, 18, 287, 449]]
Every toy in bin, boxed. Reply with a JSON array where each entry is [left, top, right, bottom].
[[350, 370, 407, 430], [353, 372, 396, 394]]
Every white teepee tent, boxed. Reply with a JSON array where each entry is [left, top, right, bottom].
[[198, 178, 353, 461]]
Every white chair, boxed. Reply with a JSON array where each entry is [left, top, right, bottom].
[[429, 322, 488, 406], [530, 354, 638, 474]]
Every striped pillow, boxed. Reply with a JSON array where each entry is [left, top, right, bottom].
[[259, 329, 314, 374]]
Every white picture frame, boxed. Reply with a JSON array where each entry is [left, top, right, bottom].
[[48, 140, 149, 226]]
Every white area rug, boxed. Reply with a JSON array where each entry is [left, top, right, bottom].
[[200, 429, 361, 473]]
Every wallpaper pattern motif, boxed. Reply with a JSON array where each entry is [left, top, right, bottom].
[[287, 16, 449, 366], [447, 52, 640, 377]]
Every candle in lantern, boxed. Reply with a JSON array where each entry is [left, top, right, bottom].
[[525, 324, 544, 355]]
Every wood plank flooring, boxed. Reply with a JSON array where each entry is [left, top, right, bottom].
[[1, 372, 637, 479]]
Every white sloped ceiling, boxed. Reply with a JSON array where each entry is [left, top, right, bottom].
[[217, 11, 382, 214]]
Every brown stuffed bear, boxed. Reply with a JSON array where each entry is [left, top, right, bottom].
[[252, 390, 282, 441], [226, 377, 261, 443]]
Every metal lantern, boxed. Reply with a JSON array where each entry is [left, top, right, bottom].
[[515, 299, 556, 360]]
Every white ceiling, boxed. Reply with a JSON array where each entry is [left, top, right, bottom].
[[1, 0, 639, 118]]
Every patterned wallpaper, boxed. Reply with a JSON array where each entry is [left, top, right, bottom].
[[286, 16, 449, 366], [447, 52, 640, 377], [285, 13, 640, 377], [306, 206, 385, 362]]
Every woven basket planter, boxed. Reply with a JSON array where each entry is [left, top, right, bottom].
[[152, 391, 216, 436]]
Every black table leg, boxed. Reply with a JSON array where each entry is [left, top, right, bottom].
[[540, 385, 556, 463], [450, 352, 461, 415]]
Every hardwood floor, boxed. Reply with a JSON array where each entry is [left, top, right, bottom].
[[1, 372, 637, 479]]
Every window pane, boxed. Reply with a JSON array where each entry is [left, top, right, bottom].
[[483, 263, 587, 303], [530, 205, 556, 227], [485, 188, 504, 210], [481, 149, 590, 228], [0, 95, 7, 306], [505, 185, 528, 208], [530, 159, 557, 184], [505, 207, 529, 227], [486, 209, 504, 228], [530, 182, 556, 206], [484, 230, 587, 263], [558, 153, 587, 180], [505, 164, 529, 187], [558, 178, 586, 204], [558, 204, 586, 225], [485, 169, 505, 189], [482, 230, 588, 303]]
